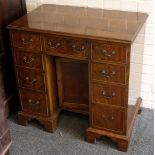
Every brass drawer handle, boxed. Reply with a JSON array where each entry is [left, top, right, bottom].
[[48, 41, 61, 49], [102, 49, 116, 57], [28, 99, 40, 105], [72, 44, 85, 52], [25, 77, 37, 84], [102, 114, 115, 121], [21, 38, 33, 45], [23, 56, 35, 64], [102, 90, 116, 99], [101, 70, 116, 78]]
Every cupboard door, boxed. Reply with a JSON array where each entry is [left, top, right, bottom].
[[56, 58, 89, 115]]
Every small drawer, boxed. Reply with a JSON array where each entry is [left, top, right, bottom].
[[92, 41, 128, 64], [92, 83, 127, 107], [44, 35, 65, 52], [16, 68, 45, 92], [65, 37, 89, 58], [44, 35, 88, 58], [14, 50, 43, 70], [92, 104, 125, 133], [11, 31, 41, 51], [19, 90, 48, 116], [91, 62, 126, 84]]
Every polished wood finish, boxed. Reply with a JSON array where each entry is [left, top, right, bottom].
[[19, 89, 48, 116], [16, 67, 45, 91], [12, 31, 41, 51], [44, 35, 89, 58], [91, 62, 127, 84], [92, 82, 127, 107], [8, 4, 147, 42], [92, 41, 130, 64], [92, 104, 125, 133], [7, 4, 148, 152], [86, 98, 142, 152], [14, 50, 43, 70], [56, 58, 89, 115]]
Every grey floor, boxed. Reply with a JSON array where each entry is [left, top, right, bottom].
[[8, 108, 154, 155]]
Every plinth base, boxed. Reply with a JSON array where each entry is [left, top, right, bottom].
[[18, 110, 60, 133]]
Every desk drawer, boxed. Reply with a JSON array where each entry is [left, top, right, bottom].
[[92, 41, 128, 64], [16, 68, 45, 92], [91, 62, 126, 84], [44, 35, 88, 58], [19, 90, 48, 116], [14, 50, 43, 70], [11, 31, 41, 51], [92, 83, 127, 107], [92, 104, 125, 133]]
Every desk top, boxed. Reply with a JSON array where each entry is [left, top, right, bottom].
[[8, 4, 148, 43]]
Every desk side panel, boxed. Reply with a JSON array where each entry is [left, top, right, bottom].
[[128, 24, 146, 106]]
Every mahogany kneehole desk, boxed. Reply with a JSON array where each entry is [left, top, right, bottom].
[[8, 4, 148, 152]]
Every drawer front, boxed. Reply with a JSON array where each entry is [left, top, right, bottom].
[[92, 104, 125, 133], [92, 41, 128, 64], [91, 62, 126, 84], [14, 50, 43, 69], [16, 68, 45, 91], [11, 31, 41, 51], [19, 90, 48, 116], [44, 35, 88, 58], [92, 83, 127, 107]]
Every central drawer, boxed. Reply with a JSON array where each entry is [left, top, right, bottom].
[[44, 35, 89, 58], [16, 68, 45, 92], [19, 90, 48, 116]]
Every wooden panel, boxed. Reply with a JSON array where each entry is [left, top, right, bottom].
[[44, 35, 89, 58], [92, 82, 127, 107], [91, 62, 126, 84], [16, 68, 45, 92], [56, 58, 89, 114], [44, 56, 59, 116], [11, 31, 41, 51], [92, 104, 125, 133], [92, 41, 128, 64], [19, 89, 48, 116], [14, 50, 43, 70]]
